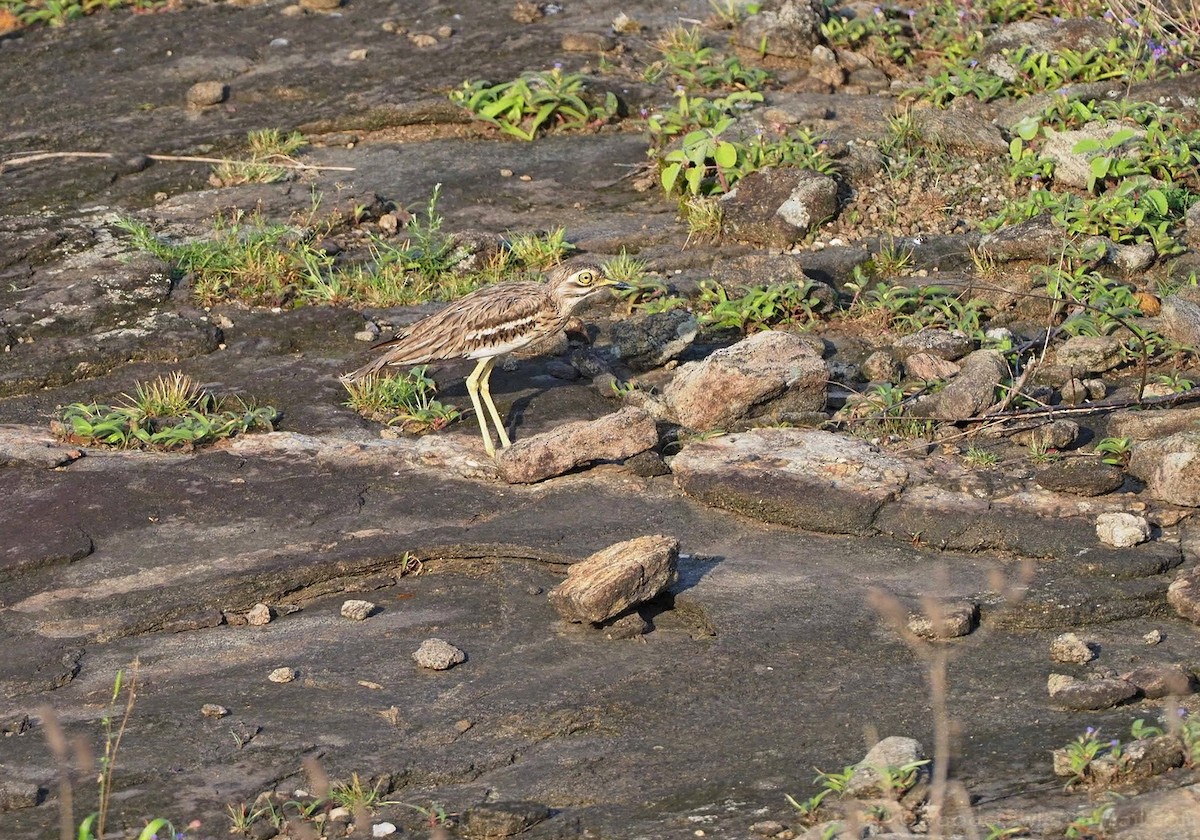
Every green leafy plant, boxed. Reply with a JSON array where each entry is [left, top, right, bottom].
[[696, 279, 823, 332], [54, 373, 278, 450], [1094, 436, 1132, 466], [646, 24, 769, 90], [1065, 799, 1116, 839], [645, 88, 764, 146], [449, 67, 618, 141], [343, 366, 460, 432], [984, 824, 1028, 839]]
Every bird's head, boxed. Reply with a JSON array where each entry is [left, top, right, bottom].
[[547, 262, 631, 312]]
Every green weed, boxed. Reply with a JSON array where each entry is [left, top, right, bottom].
[[211, 129, 307, 186], [696, 279, 823, 332], [449, 67, 618, 141], [54, 373, 278, 450], [343, 366, 460, 432]]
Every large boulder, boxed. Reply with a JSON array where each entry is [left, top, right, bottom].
[[1127, 430, 1200, 506], [496, 406, 659, 484], [720, 168, 839, 248], [663, 331, 828, 432]]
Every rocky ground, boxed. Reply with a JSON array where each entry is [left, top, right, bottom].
[[3, 1, 1200, 839]]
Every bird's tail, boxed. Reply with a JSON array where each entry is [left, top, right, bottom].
[[340, 352, 396, 384]]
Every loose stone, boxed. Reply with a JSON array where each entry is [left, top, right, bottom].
[[1095, 511, 1151, 548], [246, 603, 272, 626], [340, 599, 376, 620], [186, 81, 228, 107], [371, 823, 397, 838], [1050, 632, 1097, 664], [412, 638, 466, 670], [1144, 628, 1164, 645], [201, 703, 230, 717], [268, 667, 297, 683]]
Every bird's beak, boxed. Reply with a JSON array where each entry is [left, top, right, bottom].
[[604, 278, 633, 292]]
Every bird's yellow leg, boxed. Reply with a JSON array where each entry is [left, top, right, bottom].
[[465, 358, 496, 458], [477, 357, 512, 450]]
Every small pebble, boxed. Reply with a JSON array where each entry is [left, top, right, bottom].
[[201, 703, 230, 717], [186, 81, 228, 107], [1144, 629, 1164, 645], [436, 25, 453, 38], [372, 822, 397, 837], [500, 168, 514, 177], [329, 806, 351, 821], [341, 599, 376, 620], [246, 603, 272, 626], [268, 667, 297, 683], [409, 32, 438, 47], [348, 48, 368, 61], [412, 638, 466, 670], [269, 38, 290, 48], [299, 0, 341, 9], [750, 822, 786, 837], [455, 718, 473, 733], [1050, 632, 1097, 664]]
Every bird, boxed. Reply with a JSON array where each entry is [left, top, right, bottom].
[[343, 262, 630, 458]]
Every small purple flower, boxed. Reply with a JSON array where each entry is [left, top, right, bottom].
[[968, 59, 978, 67], [553, 61, 563, 71], [639, 107, 650, 118], [906, 8, 916, 19], [1110, 739, 1120, 747], [1085, 726, 1096, 736], [1052, 15, 1062, 22]]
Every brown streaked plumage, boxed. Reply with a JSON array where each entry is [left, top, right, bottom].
[[343, 262, 628, 457]]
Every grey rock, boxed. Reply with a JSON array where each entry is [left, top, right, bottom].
[[903, 352, 960, 382], [604, 309, 698, 372], [978, 213, 1065, 262], [623, 450, 670, 477], [1105, 781, 1200, 838], [461, 800, 550, 838], [1059, 378, 1088, 405], [1090, 735, 1186, 787], [548, 535, 679, 624], [979, 18, 1117, 82], [1168, 566, 1200, 625], [1160, 294, 1200, 347], [845, 735, 926, 797], [1113, 241, 1157, 273], [732, 0, 825, 59], [908, 350, 1008, 420], [185, 81, 228, 107], [910, 108, 1008, 157], [1047, 674, 1139, 710], [1128, 431, 1200, 506], [663, 331, 828, 431], [720, 168, 839, 247], [892, 328, 973, 362], [1109, 406, 1200, 441], [1120, 663, 1195, 699], [0, 780, 41, 812], [808, 44, 844, 88], [1041, 124, 1144, 190], [1034, 459, 1125, 496], [201, 703, 230, 717], [672, 429, 909, 535], [1054, 335, 1123, 375], [267, 667, 297, 683], [1050, 632, 1097, 664], [340, 599, 376, 620], [496, 406, 658, 484], [1095, 512, 1151, 548], [907, 601, 978, 640], [862, 350, 900, 382], [246, 603, 272, 626], [412, 638, 466, 671], [0, 425, 84, 469], [1013, 419, 1080, 450], [600, 610, 652, 640]]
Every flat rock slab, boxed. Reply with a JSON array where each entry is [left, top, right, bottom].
[[672, 428, 909, 535]]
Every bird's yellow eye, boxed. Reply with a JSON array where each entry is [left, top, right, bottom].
[[575, 269, 596, 287]]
